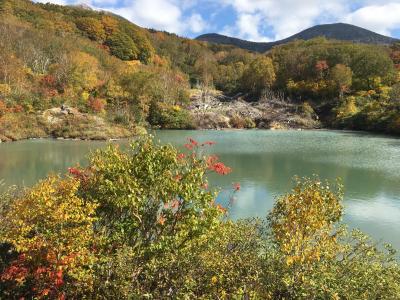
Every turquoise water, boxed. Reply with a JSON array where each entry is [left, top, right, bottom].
[[1, 130, 400, 248]]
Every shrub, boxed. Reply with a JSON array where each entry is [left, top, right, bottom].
[[244, 116, 256, 128], [229, 113, 246, 128], [88, 97, 106, 113], [167, 219, 264, 298], [113, 113, 130, 126], [148, 102, 194, 129], [1, 140, 399, 299], [77, 137, 232, 297], [301, 101, 315, 118], [262, 177, 400, 299], [0, 84, 11, 97], [0, 100, 7, 117], [11, 104, 24, 113], [388, 115, 400, 134], [0, 177, 98, 299], [334, 96, 359, 126]]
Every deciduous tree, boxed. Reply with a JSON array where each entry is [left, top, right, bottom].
[[330, 64, 352, 98], [242, 56, 276, 97]]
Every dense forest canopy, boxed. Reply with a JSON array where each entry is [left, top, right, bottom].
[[0, 0, 400, 134]]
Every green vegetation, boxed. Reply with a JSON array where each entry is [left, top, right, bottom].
[[1, 1, 399, 297], [196, 23, 399, 53], [241, 56, 276, 97], [0, 0, 400, 137], [1, 137, 399, 298], [0, 0, 192, 136]]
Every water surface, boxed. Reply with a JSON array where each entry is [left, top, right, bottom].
[[1, 130, 399, 248]]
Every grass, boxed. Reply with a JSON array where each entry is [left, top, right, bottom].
[[0, 112, 139, 142]]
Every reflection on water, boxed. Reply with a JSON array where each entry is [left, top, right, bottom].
[[0, 130, 400, 248]]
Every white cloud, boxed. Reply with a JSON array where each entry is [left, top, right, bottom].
[[110, 0, 183, 33], [187, 13, 207, 33], [346, 196, 400, 227], [220, 0, 351, 41], [34, 0, 209, 35], [32, 0, 400, 40], [236, 13, 270, 41], [91, 0, 119, 7], [95, 0, 210, 35], [219, 0, 400, 41], [343, 3, 400, 36], [222, 13, 271, 42]]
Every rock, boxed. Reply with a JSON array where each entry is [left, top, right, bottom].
[[191, 111, 230, 129], [66, 107, 79, 115], [257, 121, 266, 129], [269, 121, 288, 130], [0, 135, 11, 142], [188, 89, 321, 130]]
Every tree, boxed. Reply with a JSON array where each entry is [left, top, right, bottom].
[[129, 30, 154, 63], [101, 16, 119, 35], [351, 46, 396, 90], [330, 64, 352, 98], [76, 17, 106, 41], [105, 31, 139, 61], [69, 51, 102, 93], [194, 51, 217, 98], [214, 61, 245, 94], [315, 60, 329, 79], [335, 96, 358, 120], [241, 56, 276, 97], [119, 68, 156, 122]]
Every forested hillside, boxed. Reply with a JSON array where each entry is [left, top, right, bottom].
[[1, 0, 400, 139], [197, 23, 399, 52]]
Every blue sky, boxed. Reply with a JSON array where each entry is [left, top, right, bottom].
[[36, 0, 400, 41]]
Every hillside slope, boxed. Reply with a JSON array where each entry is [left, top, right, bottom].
[[196, 23, 399, 52], [0, 0, 399, 139]]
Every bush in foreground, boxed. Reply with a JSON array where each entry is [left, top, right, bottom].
[[0, 137, 399, 299]]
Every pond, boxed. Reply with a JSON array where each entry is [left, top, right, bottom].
[[1, 129, 400, 249]]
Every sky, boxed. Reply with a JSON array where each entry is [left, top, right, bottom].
[[35, 0, 400, 41]]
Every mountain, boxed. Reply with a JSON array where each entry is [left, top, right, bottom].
[[196, 23, 399, 52]]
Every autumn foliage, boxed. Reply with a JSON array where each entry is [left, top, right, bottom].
[[88, 97, 106, 113], [0, 100, 6, 117], [1, 138, 399, 298], [1, 0, 400, 135], [0, 177, 97, 298]]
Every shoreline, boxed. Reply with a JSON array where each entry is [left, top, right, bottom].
[[2, 127, 399, 144]]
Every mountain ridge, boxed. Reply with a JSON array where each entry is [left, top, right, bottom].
[[196, 23, 399, 52]]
